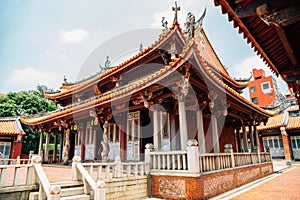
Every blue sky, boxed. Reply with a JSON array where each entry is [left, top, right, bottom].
[[0, 0, 289, 98]]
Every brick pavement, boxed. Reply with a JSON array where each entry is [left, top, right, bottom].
[[231, 166, 300, 200], [1, 165, 72, 186], [43, 165, 72, 182]]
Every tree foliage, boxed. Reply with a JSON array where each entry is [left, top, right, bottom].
[[0, 86, 57, 154]]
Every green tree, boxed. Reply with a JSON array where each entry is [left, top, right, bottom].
[[0, 86, 57, 154]]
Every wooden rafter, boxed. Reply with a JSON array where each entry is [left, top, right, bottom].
[[274, 25, 297, 65]]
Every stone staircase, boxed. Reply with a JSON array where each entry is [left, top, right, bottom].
[[29, 181, 90, 200]]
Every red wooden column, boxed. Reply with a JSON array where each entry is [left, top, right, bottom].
[[81, 123, 86, 162], [280, 127, 292, 160]]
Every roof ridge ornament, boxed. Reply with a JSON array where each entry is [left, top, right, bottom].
[[139, 43, 143, 52], [63, 75, 68, 85], [99, 56, 113, 73], [161, 17, 168, 32], [172, 1, 180, 22], [195, 7, 207, 29], [184, 12, 196, 40], [184, 8, 207, 40]]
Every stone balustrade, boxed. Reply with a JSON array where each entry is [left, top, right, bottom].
[[199, 153, 233, 172], [0, 163, 33, 187], [149, 151, 188, 171], [0, 157, 31, 165], [80, 157, 147, 179], [0, 155, 60, 199], [145, 141, 272, 175], [72, 156, 148, 200]]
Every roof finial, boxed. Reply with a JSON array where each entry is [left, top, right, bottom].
[[172, 2, 180, 22]]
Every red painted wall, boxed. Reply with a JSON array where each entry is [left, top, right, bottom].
[[11, 140, 22, 159], [218, 120, 236, 152]]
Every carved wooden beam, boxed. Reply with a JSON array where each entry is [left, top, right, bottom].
[[235, 0, 300, 20], [235, 0, 265, 18], [258, 3, 300, 27]]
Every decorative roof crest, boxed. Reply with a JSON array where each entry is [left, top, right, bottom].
[[161, 17, 168, 32], [184, 8, 207, 40]]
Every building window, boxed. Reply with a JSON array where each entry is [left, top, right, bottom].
[[250, 86, 256, 93], [262, 82, 270, 90], [261, 82, 270, 90], [0, 142, 11, 158], [251, 97, 258, 104]]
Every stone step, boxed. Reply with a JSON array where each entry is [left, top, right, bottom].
[[61, 186, 84, 196], [60, 194, 90, 200], [106, 188, 148, 199], [52, 181, 83, 188], [29, 186, 85, 200], [106, 182, 147, 193]]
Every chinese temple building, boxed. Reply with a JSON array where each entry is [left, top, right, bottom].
[[0, 117, 25, 159], [20, 5, 275, 199]]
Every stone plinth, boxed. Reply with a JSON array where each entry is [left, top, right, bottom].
[[151, 163, 273, 199]]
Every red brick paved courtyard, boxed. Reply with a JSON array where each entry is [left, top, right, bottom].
[[43, 165, 72, 182], [231, 166, 300, 200]]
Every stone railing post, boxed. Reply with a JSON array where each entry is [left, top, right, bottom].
[[266, 146, 272, 162], [72, 156, 82, 181], [115, 156, 122, 178], [145, 143, 154, 175], [48, 185, 61, 200], [187, 139, 199, 173], [94, 180, 106, 200], [38, 150, 44, 164], [16, 156, 20, 164], [28, 155, 41, 185], [29, 150, 34, 159], [224, 144, 235, 168]]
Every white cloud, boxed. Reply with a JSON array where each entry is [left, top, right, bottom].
[[58, 28, 88, 44], [6, 67, 62, 91], [228, 55, 268, 79]]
